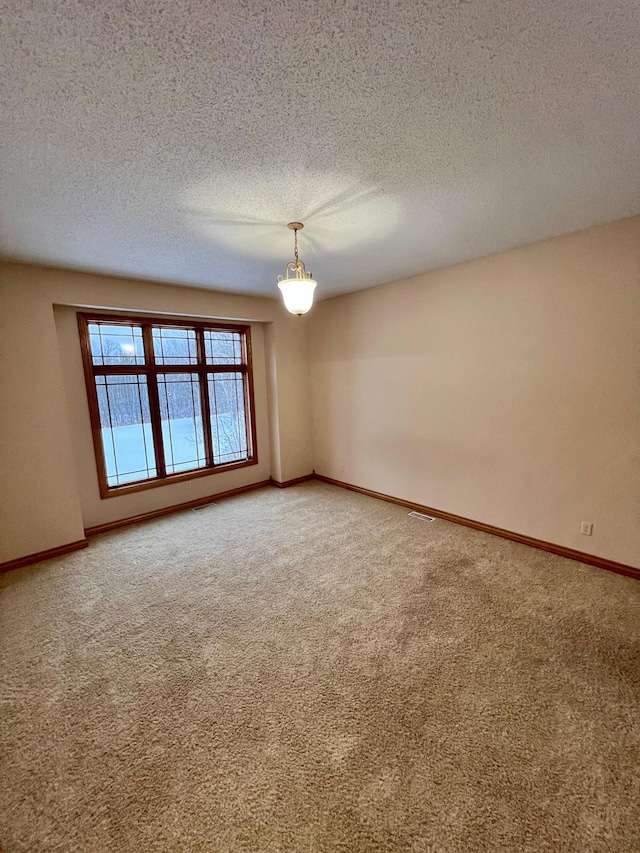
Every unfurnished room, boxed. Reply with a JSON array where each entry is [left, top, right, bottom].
[[1, 1, 640, 851]]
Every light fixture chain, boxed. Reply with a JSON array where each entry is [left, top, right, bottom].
[[294, 228, 299, 264]]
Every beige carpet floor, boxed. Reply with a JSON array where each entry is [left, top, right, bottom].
[[1, 481, 640, 852]]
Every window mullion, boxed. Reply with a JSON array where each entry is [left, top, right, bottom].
[[142, 325, 167, 479], [206, 364, 247, 375], [196, 329, 214, 467]]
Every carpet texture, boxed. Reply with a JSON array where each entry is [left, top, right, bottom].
[[1, 482, 640, 852]]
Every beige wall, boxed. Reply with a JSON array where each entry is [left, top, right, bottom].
[[2, 215, 639, 568], [0, 280, 85, 559], [0, 263, 312, 562], [309, 216, 640, 568]]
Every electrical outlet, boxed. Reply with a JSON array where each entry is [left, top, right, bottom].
[[580, 521, 593, 536], [185, 482, 192, 491]]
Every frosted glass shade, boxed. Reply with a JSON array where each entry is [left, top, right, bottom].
[[278, 278, 317, 316]]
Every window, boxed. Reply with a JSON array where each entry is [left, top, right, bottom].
[[78, 314, 257, 497]]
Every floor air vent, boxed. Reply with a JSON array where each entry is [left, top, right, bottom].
[[408, 511, 435, 522]]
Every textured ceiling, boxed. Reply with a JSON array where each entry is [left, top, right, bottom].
[[2, 1, 640, 299]]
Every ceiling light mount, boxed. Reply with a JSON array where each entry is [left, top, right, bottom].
[[277, 222, 317, 316]]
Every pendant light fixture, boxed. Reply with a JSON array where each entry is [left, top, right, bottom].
[[277, 222, 317, 315]]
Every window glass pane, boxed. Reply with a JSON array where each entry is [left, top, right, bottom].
[[89, 323, 145, 366], [152, 327, 198, 365], [95, 375, 156, 486], [157, 373, 206, 474], [204, 330, 243, 365], [208, 372, 248, 464], [83, 319, 253, 491]]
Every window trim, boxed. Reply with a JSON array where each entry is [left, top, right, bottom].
[[77, 312, 258, 498]]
